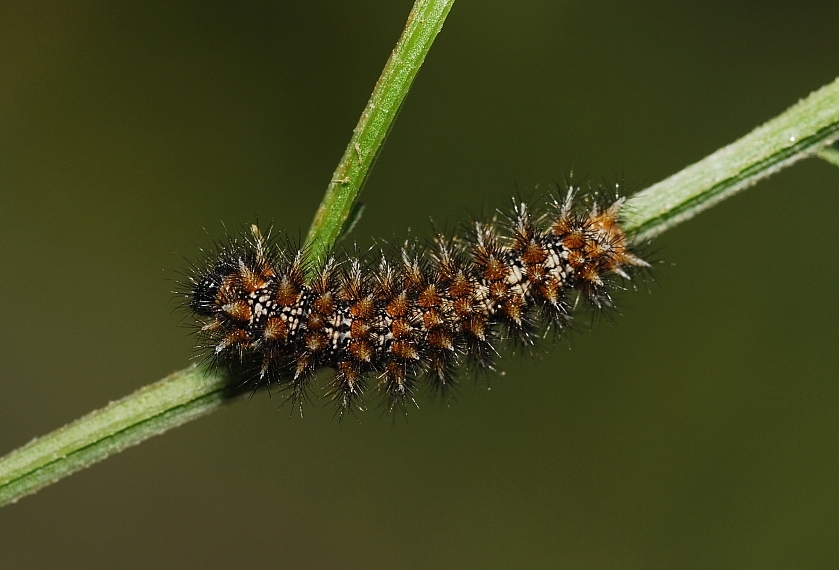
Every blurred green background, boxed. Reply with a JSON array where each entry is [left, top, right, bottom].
[[1, 1, 838, 568]]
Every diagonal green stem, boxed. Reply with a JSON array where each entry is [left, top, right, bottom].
[[0, 366, 231, 507], [622, 77, 839, 241]]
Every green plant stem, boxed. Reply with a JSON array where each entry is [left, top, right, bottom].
[[0, 366, 229, 507], [622, 77, 839, 241], [303, 0, 456, 268], [0, 64, 836, 511]]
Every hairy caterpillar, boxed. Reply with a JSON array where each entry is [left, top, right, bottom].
[[182, 185, 649, 417]]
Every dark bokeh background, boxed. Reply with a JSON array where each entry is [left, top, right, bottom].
[[1, 1, 838, 568]]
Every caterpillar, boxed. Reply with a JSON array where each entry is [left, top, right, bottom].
[[182, 185, 649, 417]]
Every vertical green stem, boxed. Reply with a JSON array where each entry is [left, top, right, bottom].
[[303, 0, 456, 266]]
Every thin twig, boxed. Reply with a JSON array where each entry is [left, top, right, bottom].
[[303, 0, 456, 269], [0, 366, 229, 507], [623, 78, 839, 241]]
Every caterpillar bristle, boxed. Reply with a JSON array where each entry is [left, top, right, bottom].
[[179, 185, 650, 416]]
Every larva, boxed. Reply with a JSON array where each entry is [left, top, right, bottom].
[[182, 186, 649, 417]]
